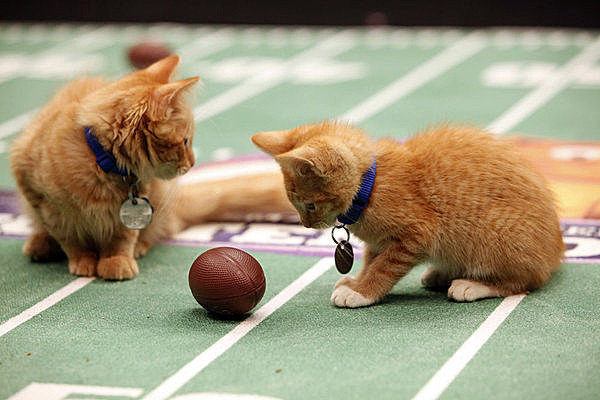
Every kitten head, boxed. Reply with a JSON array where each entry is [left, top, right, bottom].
[[79, 55, 200, 181], [252, 121, 373, 228]]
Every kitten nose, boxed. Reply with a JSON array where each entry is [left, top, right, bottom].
[[187, 150, 195, 168]]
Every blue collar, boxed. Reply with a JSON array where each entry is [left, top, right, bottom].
[[337, 158, 376, 225], [84, 127, 133, 177]]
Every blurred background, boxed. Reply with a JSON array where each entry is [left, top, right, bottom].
[[2, 0, 599, 27]]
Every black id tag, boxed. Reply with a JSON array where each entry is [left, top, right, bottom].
[[335, 240, 354, 274], [332, 224, 354, 274]]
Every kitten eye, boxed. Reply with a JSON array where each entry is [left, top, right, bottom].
[[184, 138, 189, 146], [306, 202, 316, 211]]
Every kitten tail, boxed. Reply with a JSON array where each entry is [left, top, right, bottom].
[[174, 172, 297, 227]]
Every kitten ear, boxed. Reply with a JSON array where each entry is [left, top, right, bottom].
[[276, 148, 326, 179], [143, 55, 181, 83], [149, 77, 200, 119], [251, 130, 295, 156]]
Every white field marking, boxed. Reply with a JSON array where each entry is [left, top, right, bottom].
[[412, 294, 525, 400], [0, 277, 95, 338], [177, 28, 235, 63], [0, 108, 39, 139], [8, 382, 143, 400], [141, 257, 334, 400], [339, 31, 487, 125], [0, 25, 122, 142], [0, 28, 232, 149], [487, 35, 600, 134], [193, 29, 357, 123], [0, 25, 117, 85]]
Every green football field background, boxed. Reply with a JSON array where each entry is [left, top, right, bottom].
[[0, 23, 599, 400]]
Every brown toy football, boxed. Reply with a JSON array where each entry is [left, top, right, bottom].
[[189, 247, 266, 317], [127, 41, 172, 69]]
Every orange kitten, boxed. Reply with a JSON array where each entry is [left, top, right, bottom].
[[10, 55, 293, 280], [252, 122, 565, 306]]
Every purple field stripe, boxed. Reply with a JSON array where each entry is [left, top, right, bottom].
[[163, 238, 361, 258], [3, 233, 597, 263], [561, 218, 600, 226]]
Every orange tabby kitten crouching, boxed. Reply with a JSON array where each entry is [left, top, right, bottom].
[[252, 122, 565, 306], [10, 56, 293, 280]]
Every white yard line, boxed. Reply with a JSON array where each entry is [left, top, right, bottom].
[[340, 31, 487, 124], [487, 35, 600, 134], [0, 28, 235, 146], [176, 28, 235, 63], [0, 108, 39, 140], [412, 295, 525, 400], [141, 257, 334, 400], [0, 25, 116, 85], [193, 29, 357, 123], [0, 277, 95, 338], [410, 35, 600, 400]]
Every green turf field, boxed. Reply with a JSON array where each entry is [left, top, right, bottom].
[[1, 23, 599, 400]]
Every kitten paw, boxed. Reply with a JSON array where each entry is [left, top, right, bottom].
[[331, 285, 375, 308], [97, 256, 139, 280], [23, 232, 65, 261], [448, 279, 503, 302], [421, 265, 450, 288], [68, 253, 97, 277]]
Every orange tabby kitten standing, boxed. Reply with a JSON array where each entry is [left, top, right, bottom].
[[10, 55, 293, 280], [252, 122, 565, 306]]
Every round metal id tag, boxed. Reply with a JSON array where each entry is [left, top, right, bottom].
[[119, 197, 153, 230]]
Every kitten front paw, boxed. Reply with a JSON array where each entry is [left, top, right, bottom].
[[23, 232, 65, 261], [97, 256, 139, 280], [331, 283, 375, 308], [68, 253, 97, 277]]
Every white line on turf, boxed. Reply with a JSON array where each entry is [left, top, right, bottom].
[[0, 109, 39, 140], [193, 29, 357, 123], [488, 35, 600, 134], [411, 294, 526, 400], [340, 31, 487, 124], [0, 277, 95, 338], [0, 28, 235, 148], [141, 257, 334, 400]]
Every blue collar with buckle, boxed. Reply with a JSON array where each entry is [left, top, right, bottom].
[[84, 126, 133, 177], [337, 158, 376, 225]]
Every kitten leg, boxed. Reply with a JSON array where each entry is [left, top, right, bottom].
[[331, 243, 419, 308], [448, 279, 512, 302], [133, 240, 152, 259], [97, 229, 139, 280], [62, 247, 98, 277], [23, 231, 66, 261], [420, 265, 451, 289]]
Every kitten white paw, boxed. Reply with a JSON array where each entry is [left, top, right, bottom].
[[448, 279, 501, 302], [331, 285, 374, 308]]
